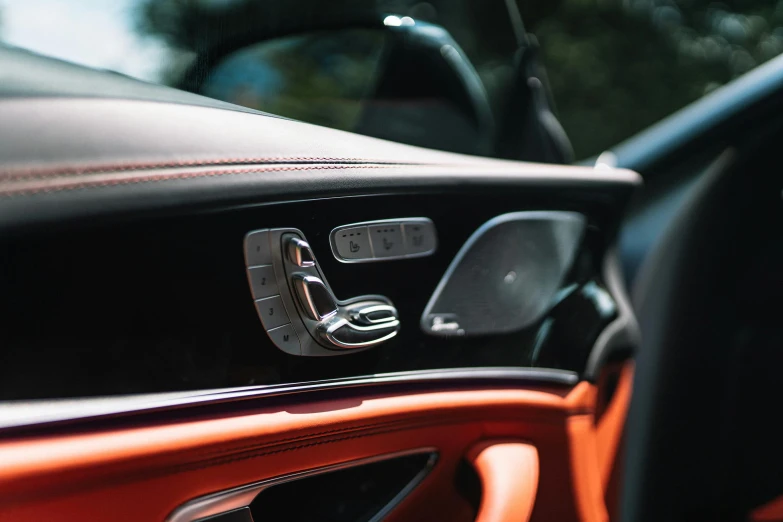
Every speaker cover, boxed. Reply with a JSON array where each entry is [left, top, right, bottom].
[[421, 211, 586, 336]]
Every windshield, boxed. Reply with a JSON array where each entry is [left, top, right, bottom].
[[1, 0, 781, 160]]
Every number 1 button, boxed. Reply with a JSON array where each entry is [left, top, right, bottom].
[[255, 295, 289, 330]]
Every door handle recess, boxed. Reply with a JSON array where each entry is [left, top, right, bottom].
[[466, 440, 539, 522]]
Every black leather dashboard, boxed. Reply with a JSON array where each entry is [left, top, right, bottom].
[[0, 69, 641, 400]]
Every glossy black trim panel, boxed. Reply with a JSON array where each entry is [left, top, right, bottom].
[[0, 192, 620, 399], [0, 368, 578, 434], [582, 248, 641, 381]]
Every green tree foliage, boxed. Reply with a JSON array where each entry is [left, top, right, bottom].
[[136, 0, 783, 159], [532, 0, 783, 158]]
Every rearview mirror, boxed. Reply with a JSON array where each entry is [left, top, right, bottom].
[[193, 17, 495, 156]]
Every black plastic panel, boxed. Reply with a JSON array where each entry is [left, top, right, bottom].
[[0, 192, 619, 399], [197, 508, 255, 522], [248, 453, 433, 522]]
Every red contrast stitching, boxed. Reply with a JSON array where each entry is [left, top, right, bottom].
[[0, 157, 419, 182], [196, 418, 413, 459], [0, 164, 397, 197]]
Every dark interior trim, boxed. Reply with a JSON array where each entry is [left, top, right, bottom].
[[0, 97, 639, 231], [165, 448, 438, 522], [0, 367, 578, 435], [582, 248, 641, 381]]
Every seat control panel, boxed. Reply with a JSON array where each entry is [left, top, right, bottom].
[[244, 228, 401, 356], [330, 218, 437, 263]]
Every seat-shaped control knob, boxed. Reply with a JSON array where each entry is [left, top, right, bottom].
[[292, 274, 337, 321], [287, 237, 316, 267]]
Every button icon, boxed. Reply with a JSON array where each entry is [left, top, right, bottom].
[[333, 226, 371, 260], [255, 295, 289, 330], [330, 219, 437, 262], [266, 324, 300, 355], [428, 314, 465, 336], [248, 265, 278, 298], [403, 221, 436, 255], [411, 228, 424, 247], [369, 224, 405, 258], [244, 229, 272, 265]]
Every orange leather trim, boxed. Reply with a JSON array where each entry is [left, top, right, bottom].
[[568, 414, 610, 522], [595, 362, 634, 522], [0, 381, 613, 522], [467, 440, 539, 522], [595, 362, 634, 490], [561, 379, 609, 522], [751, 496, 783, 522]]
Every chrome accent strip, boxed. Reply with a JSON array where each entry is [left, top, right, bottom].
[[322, 317, 401, 349], [326, 317, 401, 334], [165, 448, 438, 522], [0, 368, 578, 432], [357, 304, 399, 324], [286, 237, 315, 267], [292, 274, 337, 321]]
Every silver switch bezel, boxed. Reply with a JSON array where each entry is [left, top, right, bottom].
[[329, 217, 437, 263]]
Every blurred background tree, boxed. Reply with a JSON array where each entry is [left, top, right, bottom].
[[136, 0, 783, 159], [531, 0, 783, 158]]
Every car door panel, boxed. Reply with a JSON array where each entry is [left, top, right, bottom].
[[0, 98, 638, 228], [466, 441, 539, 522], [752, 498, 783, 522], [0, 89, 639, 522], [0, 194, 632, 398], [2, 381, 603, 521]]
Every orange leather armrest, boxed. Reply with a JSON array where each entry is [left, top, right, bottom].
[[751, 495, 783, 522], [467, 440, 539, 522]]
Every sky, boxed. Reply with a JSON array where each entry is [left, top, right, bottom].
[[0, 0, 170, 81]]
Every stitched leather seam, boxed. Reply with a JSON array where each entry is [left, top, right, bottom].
[[2, 410, 580, 504], [182, 409, 573, 466], [0, 157, 425, 181], [1, 418, 457, 505], [133, 411, 566, 481], [196, 418, 414, 459], [0, 164, 397, 197], [180, 427, 419, 474]]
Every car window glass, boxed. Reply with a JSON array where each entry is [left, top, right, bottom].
[[0, 0, 780, 160], [532, 0, 783, 158], [201, 30, 387, 132]]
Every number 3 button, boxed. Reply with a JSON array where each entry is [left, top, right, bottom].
[[255, 295, 290, 330]]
